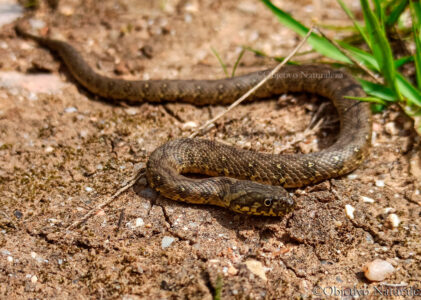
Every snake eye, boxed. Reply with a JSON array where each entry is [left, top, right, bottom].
[[264, 198, 272, 206]]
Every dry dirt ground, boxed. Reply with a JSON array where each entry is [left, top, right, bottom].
[[0, 0, 420, 298]]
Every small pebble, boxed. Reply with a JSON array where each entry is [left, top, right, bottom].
[[64, 107, 77, 113], [134, 218, 144, 228], [361, 196, 375, 203], [363, 259, 395, 281], [227, 264, 238, 276], [385, 122, 399, 135], [7, 256, 13, 262], [387, 214, 400, 228], [383, 207, 394, 214], [345, 204, 355, 220], [161, 236, 175, 249], [31, 275, 38, 283], [85, 186, 93, 192], [45, 146, 54, 153], [347, 174, 358, 180], [375, 180, 385, 187], [182, 121, 198, 130], [29, 18, 46, 30], [245, 259, 267, 281]]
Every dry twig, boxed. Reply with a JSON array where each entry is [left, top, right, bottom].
[[66, 171, 144, 230], [189, 26, 316, 138]]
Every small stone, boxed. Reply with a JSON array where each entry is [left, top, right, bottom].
[[7, 256, 13, 263], [245, 259, 267, 281], [384, 122, 399, 135], [31, 275, 38, 283], [409, 153, 421, 178], [347, 174, 358, 180], [386, 214, 400, 228], [85, 186, 94, 192], [161, 236, 175, 249], [64, 107, 77, 113], [13, 210, 22, 219], [59, 5, 74, 16], [28, 18, 45, 30], [361, 196, 375, 203], [375, 180, 385, 187], [45, 146, 54, 153], [383, 207, 394, 214], [134, 218, 144, 228], [362, 259, 395, 282], [125, 108, 138, 115], [227, 264, 238, 276], [345, 204, 355, 219], [182, 121, 198, 130]]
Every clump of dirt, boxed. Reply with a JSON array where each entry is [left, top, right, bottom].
[[0, 0, 420, 298]]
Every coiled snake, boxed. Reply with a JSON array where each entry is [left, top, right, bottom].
[[16, 26, 372, 216]]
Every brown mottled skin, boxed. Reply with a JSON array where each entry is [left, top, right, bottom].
[[16, 26, 372, 216]]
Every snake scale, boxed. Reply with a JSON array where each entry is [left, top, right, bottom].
[[16, 26, 372, 216]]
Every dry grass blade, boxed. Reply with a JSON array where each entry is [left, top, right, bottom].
[[66, 170, 144, 230], [316, 28, 382, 84], [189, 26, 316, 138]]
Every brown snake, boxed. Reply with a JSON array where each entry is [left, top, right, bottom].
[[16, 26, 372, 216]]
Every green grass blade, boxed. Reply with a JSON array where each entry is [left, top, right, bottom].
[[261, 0, 350, 62], [358, 78, 397, 101], [410, 0, 421, 89], [373, 0, 385, 27], [336, 0, 370, 46], [211, 47, 229, 77], [396, 72, 421, 106], [394, 55, 414, 68], [386, 0, 409, 27], [231, 48, 245, 77], [360, 0, 398, 96]]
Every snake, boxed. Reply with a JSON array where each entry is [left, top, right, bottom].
[[16, 25, 372, 217]]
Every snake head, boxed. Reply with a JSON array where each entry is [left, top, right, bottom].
[[227, 180, 295, 217]]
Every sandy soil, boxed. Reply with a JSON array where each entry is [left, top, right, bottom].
[[0, 0, 420, 298]]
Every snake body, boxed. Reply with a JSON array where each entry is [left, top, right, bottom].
[[17, 27, 372, 216]]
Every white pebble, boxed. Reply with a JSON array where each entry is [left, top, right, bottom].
[[361, 196, 375, 203], [182, 121, 198, 129], [85, 186, 93, 192], [31, 275, 38, 283], [385, 122, 399, 135], [363, 259, 395, 281], [345, 204, 355, 219], [134, 218, 144, 228], [29, 18, 45, 29], [125, 108, 138, 115], [375, 180, 385, 187], [30, 251, 37, 259], [347, 174, 358, 180], [245, 259, 267, 281], [64, 107, 77, 113], [79, 129, 89, 138], [44, 146, 54, 153], [161, 236, 175, 249], [387, 214, 400, 228], [383, 207, 394, 214], [7, 256, 13, 262]]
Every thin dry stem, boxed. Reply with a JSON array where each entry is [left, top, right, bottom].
[[66, 170, 144, 230], [316, 28, 382, 84], [189, 26, 316, 138]]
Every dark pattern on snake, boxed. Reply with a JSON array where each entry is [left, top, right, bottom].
[[17, 26, 372, 216]]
